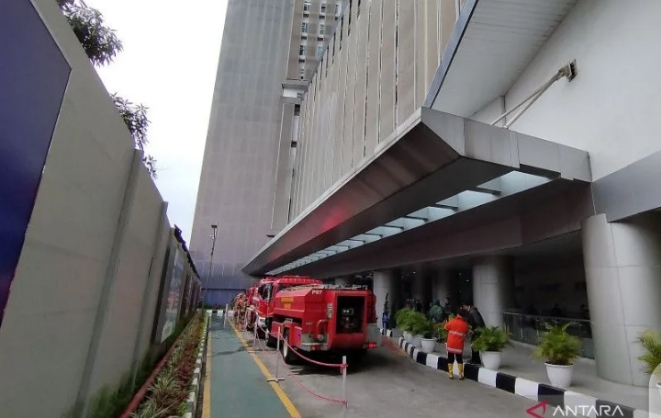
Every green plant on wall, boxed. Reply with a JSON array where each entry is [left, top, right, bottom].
[[534, 322, 581, 366], [637, 330, 661, 379], [131, 312, 207, 417], [471, 326, 511, 352], [56, 0, 158, 178], [62, 311, 200, 418], [83, 348, 158, 418], [56, 0, 123, 66]]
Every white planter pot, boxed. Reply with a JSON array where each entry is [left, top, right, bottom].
[[412, 335, 422, 349], [403, 331, 412, 342], [480, 351, 502, 371], [545, 363, 573, 388], [421, 338, 437, 354]]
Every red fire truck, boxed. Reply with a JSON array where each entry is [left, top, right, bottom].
[[245, 278, 275, 331], [250, 276, 322, 334], [266, 284, 381, 364], [245, 285, 260, 331]]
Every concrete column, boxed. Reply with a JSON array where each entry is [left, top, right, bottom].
[[373, 270, 397, 328], [431, 270, 451, 303], [472, 256, 515, 328], [411, 273, 424, 301], [582, 213, 661, 387]]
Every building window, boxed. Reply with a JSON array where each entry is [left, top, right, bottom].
[[320, 3, 327, 14], [299, 67, 305, 79], [303, 1, 311, 12], [319, 23, 325, 36], [335, 3, 341, 15], [299, 44, 307, 56], [317, 45, 324, 58], [301, 22, 308, 34]]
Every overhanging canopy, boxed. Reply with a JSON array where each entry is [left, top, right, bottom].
[[242, 107, 590, 276], [425, 0, 578, 116]]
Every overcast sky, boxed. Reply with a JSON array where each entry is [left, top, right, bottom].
[[85, 0, 228, 242]]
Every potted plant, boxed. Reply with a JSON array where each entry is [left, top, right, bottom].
[[396, 308, 415, 342], [414, 318, 437, 354], [434, 323, 448, 342], [534, 322, 581, 388], [409, 311, 431, 349], [637, 330, 661, 395], [471, 326, 511, 371], [432, 322, 448, 353]]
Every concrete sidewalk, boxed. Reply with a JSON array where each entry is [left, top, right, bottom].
[[385, 329, 660, 417], [204, 317, 301, 418], [499, 341, 649, 411]]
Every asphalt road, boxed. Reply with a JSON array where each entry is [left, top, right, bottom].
[[247, 333, 539, 418]]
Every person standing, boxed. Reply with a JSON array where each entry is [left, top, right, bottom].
[[442, 297, 453, 322], [234, 294, 246, 328], [463, 302, 486, 365], [428, 299, 444, 323], [444, 309, 469, 380]]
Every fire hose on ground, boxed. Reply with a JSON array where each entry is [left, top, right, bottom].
[[245, 307, 350, 417]]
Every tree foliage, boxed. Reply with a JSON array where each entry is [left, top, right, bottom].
[[111, 94, 149, 150], [112, 94, 158, 178], [142, 155, 158, 179], [58, 0, 157, 178], [58, 0, 123, 66]]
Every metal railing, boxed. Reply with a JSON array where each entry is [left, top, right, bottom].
[[502, 312, 595, 359]]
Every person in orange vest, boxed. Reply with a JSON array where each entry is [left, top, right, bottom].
[[444, 308, 470, 380]]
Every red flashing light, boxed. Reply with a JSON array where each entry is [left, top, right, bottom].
[[367, 342, 377, 349]]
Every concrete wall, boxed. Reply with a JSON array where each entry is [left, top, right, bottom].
[[0, 1, 200, 416], [86, 165, 167, 398], [475, 0, 661, 181], [291, 0, 459, 217]]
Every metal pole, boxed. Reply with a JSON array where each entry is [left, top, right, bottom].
[[342, 356, 348, 418], [204, 225, 218, 308], [268, 324, 284, 383], [248, 312, 258, 353]]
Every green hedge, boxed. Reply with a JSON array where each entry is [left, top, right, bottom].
[[63, 310, 199, 418]]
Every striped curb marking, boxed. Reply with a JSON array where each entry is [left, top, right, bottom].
[[381, 329, 647, 418]]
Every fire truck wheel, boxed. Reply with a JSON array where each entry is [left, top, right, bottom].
[[282, 331, 296, 365], [266, 333, 277, 348]]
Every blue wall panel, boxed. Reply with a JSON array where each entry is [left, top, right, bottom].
[[0, 0, 71, 326]]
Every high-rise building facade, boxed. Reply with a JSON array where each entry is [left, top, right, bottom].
[[190, 0, 339, 303], [243, 0, 661, 390]]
